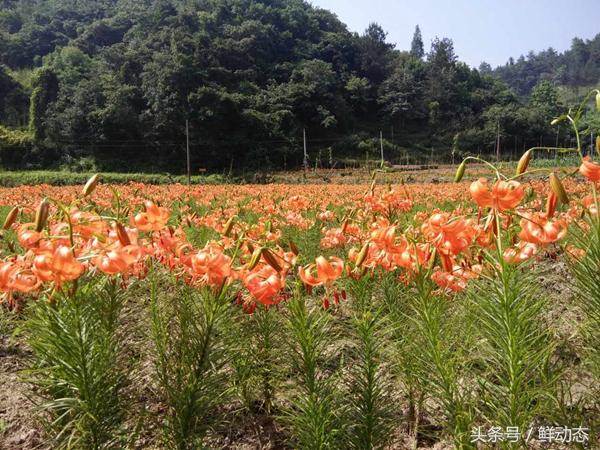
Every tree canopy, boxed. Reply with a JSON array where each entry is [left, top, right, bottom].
[[0, 0, 598, 172], [491, 36, 600, 96]]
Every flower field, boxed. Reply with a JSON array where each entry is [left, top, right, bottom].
[[2, 97, 600, 449], [0, 165, 598, 449]]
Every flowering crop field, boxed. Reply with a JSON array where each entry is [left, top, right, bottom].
[[2, 95, 600, 449], [0, 166, 599, 449]]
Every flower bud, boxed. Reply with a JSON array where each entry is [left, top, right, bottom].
[[596, 136, 600, 156], [355, 242, 370, 268], [247, 247, 263, 271], [596, 91, 600, 111], [549, 172, 569, 204], [223, 216, 235, 237], [115, 222, 131, 246], [82, 173, 100, 196], [516, 149, 533, 176], [289, 239, 299, 256], [261, 248, 282, 272], [454, 160, 466, 182], [2, 206, 19, 230], [545, 191, 558, 218], [35, 198, 49, 232], [341, 217, 349, 233]]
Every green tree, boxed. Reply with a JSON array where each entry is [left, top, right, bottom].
[[28, 66, 58, 141], [410, 25, 424, 59], [0, 64, 28, 126], [425, 37, 459, 130], [530, 79, 562, 118], [358, 23, 394, 85], [378, 54, 426, 125]]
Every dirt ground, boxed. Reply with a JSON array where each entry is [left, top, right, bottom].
[[269, 165, 484, 185], [0, 339, 42, 449], [268, 163, 578, 185]]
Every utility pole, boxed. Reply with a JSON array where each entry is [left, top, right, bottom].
[[495, 120, 501, 161], [555, 127, 560, 162], [186, 119, 191, 185], [303, 127, 308, 171], [379, 130, 384, 167]]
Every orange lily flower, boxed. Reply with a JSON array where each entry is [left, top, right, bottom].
[[70, 209, 107, 239], [431, 263, 481, 293], [285, 211, 311, 229], [9, 268, 39, 293], [579, 156, 600, 183], [0, 261, 40, 297], [320, 227, 348, 249], [134, 200, 170, 232], [422, 213, 475, 256], [370, 225, 398, 252], [33, 245, 85, 285], [565, 244, 585, 260], [17, 223, 42, 249], [0, 262, 19, 293], [243, 264, 286, 305], [93, 246, 142, 275], [381, 189, 413, 212], [353, 237, 430, 272], [318, 210, 335, 222], [189, 243, 232, 287], [518, 212, 567, 245], [431, 269, 467, 292], [298, 256, 344, 287], [470, 178, 525, 211], [503, 242, 538, 265], [397, 242, 431, 271]]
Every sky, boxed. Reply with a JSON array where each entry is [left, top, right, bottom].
[[309, 0, 600, 68]]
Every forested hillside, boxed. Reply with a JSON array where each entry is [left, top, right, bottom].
[[0, 0, 599, 172], [489, 36, 600, 96]]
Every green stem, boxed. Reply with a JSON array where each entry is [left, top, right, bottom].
[[508, 167, 551, 181], [592, 183, 600, 234], [495, 212, 503, 259], [462, 156, 505, 180]]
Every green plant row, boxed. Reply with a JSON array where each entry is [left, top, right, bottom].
[[0, 171, 226, 186]]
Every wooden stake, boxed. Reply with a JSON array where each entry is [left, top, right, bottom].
[[186, 119, 191, 185], [303, 127, 308, 171], [379, 130, 384, 166]]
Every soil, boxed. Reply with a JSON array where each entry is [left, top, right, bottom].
[[0, 338, 42, 450], [268, 164, 578, 185]]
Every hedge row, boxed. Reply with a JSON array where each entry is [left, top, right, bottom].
[[0, 171, 226, 187]]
